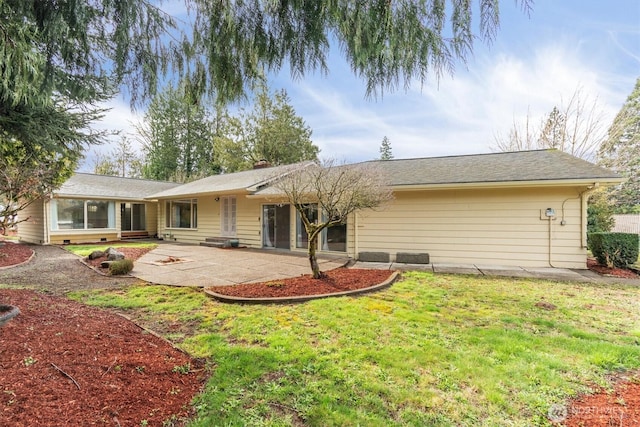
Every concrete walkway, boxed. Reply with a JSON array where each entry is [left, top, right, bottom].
[[131, 243, 348, 287], [352, 261, 640, 285]]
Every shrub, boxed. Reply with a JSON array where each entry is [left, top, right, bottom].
[[588, 232, 639, 268], [109, 258, 134, 275]]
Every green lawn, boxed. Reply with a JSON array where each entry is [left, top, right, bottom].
[[70, 272, 640, 426], [62, 242, 158, 257]]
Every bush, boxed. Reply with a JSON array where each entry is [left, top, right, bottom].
[[109, 258, 134, 275], [588, 232, 639, 268]]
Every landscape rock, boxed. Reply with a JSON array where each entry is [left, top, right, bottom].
[[105, 247, 125, 261], [87, 250, 106, 260]]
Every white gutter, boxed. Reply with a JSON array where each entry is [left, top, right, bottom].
[[390, 178, 625, 192]]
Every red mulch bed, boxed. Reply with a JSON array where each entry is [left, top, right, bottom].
[[0, 289, 206, 427], [84, 246, 155, 273], [207, 268, 394, 298], [563, 372, 640, 426], [0, 242, 34, 268], [587, 257, 639, 279]]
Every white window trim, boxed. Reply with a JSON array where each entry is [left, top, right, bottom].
[[165, 199, 198, 229], [50, 199, 116, 231]]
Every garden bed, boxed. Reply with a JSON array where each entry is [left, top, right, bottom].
[[0, 289, 206, 426]]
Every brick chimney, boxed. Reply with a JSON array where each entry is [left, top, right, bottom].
[[253, 159, 271, 169]]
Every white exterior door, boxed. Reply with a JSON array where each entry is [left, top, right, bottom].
[[221, 196, 237, 237]]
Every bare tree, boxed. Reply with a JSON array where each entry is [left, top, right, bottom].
[[493, 87, 607, 161], [274, 160, 393, 279]]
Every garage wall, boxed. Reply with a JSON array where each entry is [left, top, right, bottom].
[[354, 186, 588, 268]]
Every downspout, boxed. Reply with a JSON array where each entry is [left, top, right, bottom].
[[44, 196, 51, 245], [354, 212, 359, 261], [550, 184, 599, 267], [548, 216, 556, 267]]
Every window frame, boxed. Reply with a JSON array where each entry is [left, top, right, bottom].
[[50, 199, 115, 231], [165, 199, 198, 229]]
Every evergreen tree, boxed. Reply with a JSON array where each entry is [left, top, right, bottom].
[[598, 78, 640, 211], [136, 81, 220, 182], [218, 86, 319, 172], [379, 136, 394, 160]]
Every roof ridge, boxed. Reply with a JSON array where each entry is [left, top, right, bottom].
[[360, 149, 556, 164], [72, 172, 178, 185]]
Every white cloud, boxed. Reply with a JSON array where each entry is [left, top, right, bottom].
[[286, 40, 632, 163]]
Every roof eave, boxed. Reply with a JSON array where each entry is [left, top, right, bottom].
[[147, 188, 251, 200], [390, 177, 625, 191], [53, 193, 151, 201]]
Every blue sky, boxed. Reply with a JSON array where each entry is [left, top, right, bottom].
[[84, 0, 640, 170]]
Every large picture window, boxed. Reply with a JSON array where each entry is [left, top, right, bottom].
[[165, 199, 197, 229], [51, 199, 115, 230]]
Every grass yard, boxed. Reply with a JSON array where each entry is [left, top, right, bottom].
[[62, 242, 158, 257], [70, 272, 640, 426]]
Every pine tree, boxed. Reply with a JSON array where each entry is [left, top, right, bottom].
[[379, 136, 394, 160], [598, 78, 640, 211]]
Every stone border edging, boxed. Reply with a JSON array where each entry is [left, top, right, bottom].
[[203, 271, 400, 304]]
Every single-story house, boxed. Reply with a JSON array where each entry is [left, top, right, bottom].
[[18, 174, 179, 244], [19, 150, 623, 268]]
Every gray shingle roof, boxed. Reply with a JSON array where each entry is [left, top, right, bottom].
[[55, 173, 180, 200], [365, 149, 622, 187], [147, 162, 314, 199]]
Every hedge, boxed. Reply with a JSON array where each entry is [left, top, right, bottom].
[[588, 232, 639, 268]]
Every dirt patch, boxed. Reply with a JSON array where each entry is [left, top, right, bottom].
[[0, 242, 34, 268], [0, 289, 207, 427], [207, 268, 395, 298], [587, 257, 639, 279], [562, 372, 640, 426]]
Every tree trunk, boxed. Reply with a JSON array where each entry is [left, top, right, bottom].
[[308, 234, 323, 279]]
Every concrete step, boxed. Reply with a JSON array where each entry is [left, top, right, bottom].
[[199, 241, 226, 248], [200, 237, 240, 248], [204, 237, 230, 244]]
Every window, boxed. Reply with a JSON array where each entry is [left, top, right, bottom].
[[296, 205, 347, 252], [87, 200, 110, 229], [165, 199, 197, 229], [296, 204, 318, 249], [121, 203, 146, 231], [322, 223, 347, 252], [51, 199, 115, 230]]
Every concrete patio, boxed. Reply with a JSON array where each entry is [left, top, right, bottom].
[[131, 243, 349, 287]]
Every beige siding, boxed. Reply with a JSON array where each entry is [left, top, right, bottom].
[[18, 199, 46, 244], [158, 197, 217, 244], [157, 196, 264, 246], [353, 187, 588, 269], [145, 202, 159, 236], [49, 231, 119, 245], [237, 197, 263, 247]]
